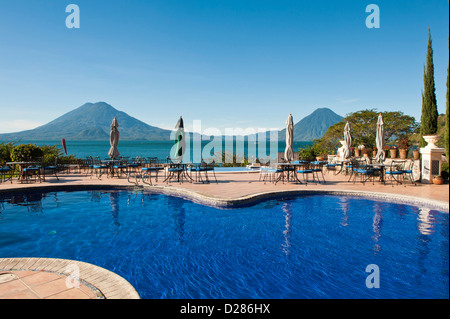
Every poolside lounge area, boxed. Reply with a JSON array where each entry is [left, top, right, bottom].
[[0, 169, 448, 299]]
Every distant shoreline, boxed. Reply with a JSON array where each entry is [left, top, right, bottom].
[[6, 139, 313, 160]]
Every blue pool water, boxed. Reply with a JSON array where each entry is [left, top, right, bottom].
[[0, 190, 448, 299]]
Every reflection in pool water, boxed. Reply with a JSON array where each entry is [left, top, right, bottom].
[[0, 190, 448, 299]]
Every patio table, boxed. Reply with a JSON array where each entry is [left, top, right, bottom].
[[163, 163, 193, 183], [274, 163, 305, 184], [6, 161, 40, 183], [367, 163, 387, 183]]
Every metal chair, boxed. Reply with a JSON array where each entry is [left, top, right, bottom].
[[296, 162, 314, 184], [91, 157, 108, 179], [141, 157, 165, 185], [203, 160, 217, 183], [311, 161, 326, 183], [261, 163, 282, 184], [402, 160, 416, 186], [42, 157, 59, 181], [348, 158, 375, 185], [22, 162, 42, 183], [0, 165, 12, 183], [385, 160, 406, 186]]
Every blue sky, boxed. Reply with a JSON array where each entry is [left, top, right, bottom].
[[0, 0, 448, 133]]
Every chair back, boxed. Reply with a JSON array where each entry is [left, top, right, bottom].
[[389, 160, 406, 172]]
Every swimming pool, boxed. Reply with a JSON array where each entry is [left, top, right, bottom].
[[0, 189, 448, 299]]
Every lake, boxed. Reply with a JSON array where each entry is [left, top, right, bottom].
[[18, 140, 312, 163]]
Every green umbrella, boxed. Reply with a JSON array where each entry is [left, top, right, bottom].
[[173, 116, 185, 162]]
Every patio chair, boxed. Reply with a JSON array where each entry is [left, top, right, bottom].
[[385, 160, 405, 186], [144, 158, 166, 185], [91, 157, 108, 179], [126, 157, 141, 175], [42, 157, 59, 181], [79, 157, 92, 175], [112, 157, 128, 178], [258, 164, 269, 182], [325, 162, 337, 174], [311, 161, 326, 183], [0, 165, 12, 183], [296, 162, 314, 184], [22, 162, 42, 183], [204, 160, 217, 183], [261, 163, 282, 184], [402, 160, 416, 186], [348, 159, 375, 185], [188, 161, 210, 183]]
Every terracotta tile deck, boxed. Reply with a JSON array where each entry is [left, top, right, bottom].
[[0, 258, 140, 299], [0, 169, 448, 299], [0, 270, 96, 299]]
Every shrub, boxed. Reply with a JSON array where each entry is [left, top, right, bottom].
[[40, 145, 62, 164], [298, 144, 326, 161], [441, 162, 449, 180], [10, 144, 44, 162], [0, 141, 15, 164]]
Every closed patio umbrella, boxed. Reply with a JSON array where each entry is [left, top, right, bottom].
[[284, 114, 294, 162], [173, 116, 186, 163], [61, 138, 67, 155], [108, 117, 120, 159], [343, 121, 352, 159], [374, 113, 385, 163]]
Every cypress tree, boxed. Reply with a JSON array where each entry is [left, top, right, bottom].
[[445, 64, 449, 158], [419, 28, 439, 147]]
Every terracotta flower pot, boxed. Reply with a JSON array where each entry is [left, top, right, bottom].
[[390, 149, 397, 159], [413, 150, 420, 160], [399, 149, 408, 159], [354, 149, 360, 157], [433, 176, 444, 185]]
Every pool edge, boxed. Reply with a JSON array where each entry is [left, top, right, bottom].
[[1, 183, 448, 212]]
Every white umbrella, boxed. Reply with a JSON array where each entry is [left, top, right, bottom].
[[108, 117, 120, 159], [173, 116, 185, 163], [343, 121, 352, 159], [374, 113, 385, 163], [284, 114, 294, 162]]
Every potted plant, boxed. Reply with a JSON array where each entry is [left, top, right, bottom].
[[354, 147, 360, 157], [356, 145, 365, 157], [398, 137, 410, 159], [412, 146, 420, 160], [432, 175, 444, 185], [390, 146, 398, 159], [362, 148, 372, 158], [316, 155, 325, 161], [372, 147, 377, 158]]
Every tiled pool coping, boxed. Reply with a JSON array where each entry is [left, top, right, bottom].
[[150, 184, 449, 212], [1, 183, 447, 212]]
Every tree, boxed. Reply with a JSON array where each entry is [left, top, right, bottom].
[[419, 29, 439, 147], [445, 64, 449, 159], [314, 109, 418, 154]]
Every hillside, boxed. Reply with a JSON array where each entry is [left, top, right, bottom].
[[0, 102, 173, 141], [0, 103, 343, 142], [279, 108, 343, 141]]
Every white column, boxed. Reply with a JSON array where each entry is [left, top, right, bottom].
[[419, 135, 445, 184]]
